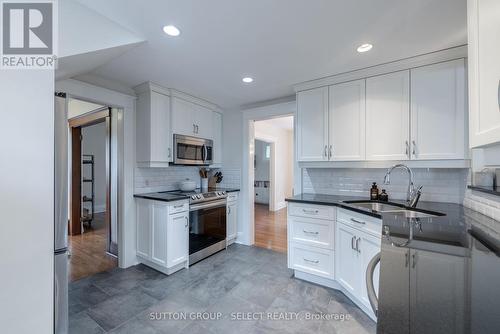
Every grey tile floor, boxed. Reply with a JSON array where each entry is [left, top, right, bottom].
[[69, 244, 376, 334]]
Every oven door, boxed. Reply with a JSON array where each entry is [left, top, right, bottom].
[[173, 134, 213, 165], [189, 199, 226, 256]]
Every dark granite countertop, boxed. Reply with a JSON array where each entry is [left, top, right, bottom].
[[134, 188, 240, 202], [467, 185, 500, 197], [286, 193, 500, 249]]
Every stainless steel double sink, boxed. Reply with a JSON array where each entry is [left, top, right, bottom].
[[342, 200, 445, 219]]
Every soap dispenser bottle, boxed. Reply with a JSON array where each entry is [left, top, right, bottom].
[[370, 182, 379, 200]]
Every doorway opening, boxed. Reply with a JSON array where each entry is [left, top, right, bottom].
[[253, 116, 294, 253], [67, 98, 118, 281]]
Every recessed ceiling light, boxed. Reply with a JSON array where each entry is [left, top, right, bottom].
[[242, 77, 254, 83], [357, 43, 373, 53], [163, 25, 180, 37]]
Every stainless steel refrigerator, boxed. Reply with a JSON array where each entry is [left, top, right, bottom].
[[54, 93, 68, 334]]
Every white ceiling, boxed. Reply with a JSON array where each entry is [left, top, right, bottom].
[[256, 116, 294, 131], [75, 0, 467, 109]]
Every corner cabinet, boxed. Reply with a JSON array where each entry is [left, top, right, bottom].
[[135, 83, 172, 167], [287, 202, 381, 321], [468, 0, 500, 148], [136, 198, 189, 275], [226, 192, 238, 245]]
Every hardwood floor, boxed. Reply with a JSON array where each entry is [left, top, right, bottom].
[[68, 212, 117, 282], [254, 203, 287, 253]]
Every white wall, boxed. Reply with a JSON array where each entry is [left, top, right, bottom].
[[82, 122, 107, 212], [254, 140, 270, 182], [0, 71, 54, 333], [255, 120, 294, 210], [68, 98, 103, 119]]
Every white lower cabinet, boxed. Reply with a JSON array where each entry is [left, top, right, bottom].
[[287, 203, 381, 321], [136, 198, 189, 275], [226, 192, 239, 245]]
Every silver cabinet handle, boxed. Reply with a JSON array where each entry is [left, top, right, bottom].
[[351, 236, 356, 250], [184, 216, 189, 228], [412, 251, 417, 268], [350, 218, 366, 225], [196, 125, 199, 134], [193, 124, 196, 133], [412, 140, 416, 157], [302, 209, 319, 214], [329, 145, 333, 159], [303, 258, 319, 264], [168, 148, 171, 158], [174, 204, 185, 209], [365, 252, 381, 316], [228, 207, 231, 214], [356, 237, 361, 253], [405, 250, 409, 267], [324, 145, 328, 158], [405, 140, 409, 157], [303, 230, 319, 235]]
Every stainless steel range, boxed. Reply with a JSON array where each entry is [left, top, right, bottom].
[[169, 189, 228, 264]]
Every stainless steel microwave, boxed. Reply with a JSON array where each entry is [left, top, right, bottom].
[[173, 134, 213, 165]]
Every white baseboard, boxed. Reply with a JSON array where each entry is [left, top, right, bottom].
[[274, 201, 287, 211]]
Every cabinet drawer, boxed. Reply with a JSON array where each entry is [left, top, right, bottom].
[[290, 216, 334, 249], [168, 201, 189, 214], [337, 208, 382, 236], [290, 243, 334, 279], [288, 202, 335, 220], [227, 193, 238, 202]]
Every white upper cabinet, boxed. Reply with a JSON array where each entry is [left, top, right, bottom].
[[468, 0, 500, 148], [410, 60, 466, 160], [135, 83, 172, 167], [366, 70, 410, 161], [211, 112, 223, 166], [171, 95, 216, 140], [329, 79, 366, 161], [297, 87, 329, 161]]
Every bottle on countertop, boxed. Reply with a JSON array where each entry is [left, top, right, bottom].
[[379, 189, 389, 202], [370, 182, 379, 200]]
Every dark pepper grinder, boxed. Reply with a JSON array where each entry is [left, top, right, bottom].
[[379, 189, 389, 202], [370, 182, 379, 200]]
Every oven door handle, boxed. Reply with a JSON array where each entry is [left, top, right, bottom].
[[190, 199, 227, 211], [201, 145, 206, 162]]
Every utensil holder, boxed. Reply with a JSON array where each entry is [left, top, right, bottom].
[[201, 177, 208, 191]]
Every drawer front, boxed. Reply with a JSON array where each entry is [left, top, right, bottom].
[[337, 208, 381, 236], [288, 202, 335, 220], [290, 243, 334, 279], [290, 216, 334, 249], [227, 193, 238, 202], [169, 201, 189, 214]]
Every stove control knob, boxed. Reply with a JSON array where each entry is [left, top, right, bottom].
[[197, 195, 202, 199], [222, 191, 226, 196], [191, 195, 197, 200]]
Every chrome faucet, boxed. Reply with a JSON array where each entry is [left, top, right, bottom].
[[383, 164, 422, 207]]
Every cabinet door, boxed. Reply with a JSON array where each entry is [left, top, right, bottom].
[[366, 71, 410, 160], [171, 97, 196, 136], [297, 87, 329, 161], [151, 202, 168, 266], [469, 0, 500, 147], [211, 111, 223, 165], [335, 222, 360, 295], [136, 199, 151, 259], [150, 91, 172, 162], [167, 212, 189, 268], [227, 202, 237, 241], [194, 104, 214, 139], [411, 60, 466, 160], [409, 249, 467, 334], [329, 80, 366, 161], [358, 233, 381, 312]]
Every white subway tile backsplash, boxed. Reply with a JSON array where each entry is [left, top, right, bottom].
[[302, 168, 468, 204], [464, 188, 500, 222], [134, 167, 242, 194]]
